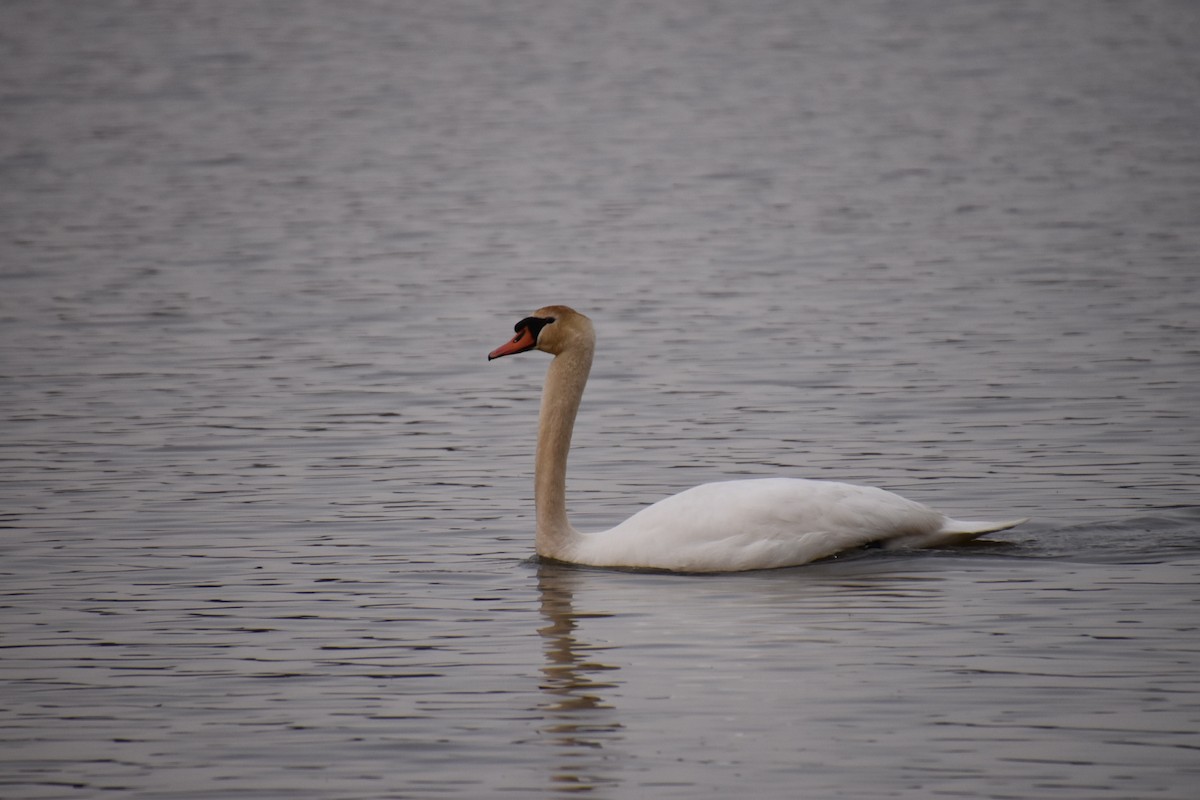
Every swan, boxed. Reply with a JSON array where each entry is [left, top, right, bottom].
[[488, 305, 1026, 572]]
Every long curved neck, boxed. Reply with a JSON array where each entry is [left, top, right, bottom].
[[535, 341, 593, 559]]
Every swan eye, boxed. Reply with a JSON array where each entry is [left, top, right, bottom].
[[514, 315, 555, 341]]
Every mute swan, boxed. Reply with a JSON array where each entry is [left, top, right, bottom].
[[489, 305, 1026, 572]]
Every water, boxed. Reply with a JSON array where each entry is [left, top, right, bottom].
[[2, 1, 1199, 797]]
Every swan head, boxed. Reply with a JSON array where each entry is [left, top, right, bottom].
[[488, 305, 594, 360]]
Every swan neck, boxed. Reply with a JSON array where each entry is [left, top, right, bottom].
[[535, 342, 592, 558]]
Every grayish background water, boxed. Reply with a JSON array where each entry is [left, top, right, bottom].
[[2, 1, 1199, 797]]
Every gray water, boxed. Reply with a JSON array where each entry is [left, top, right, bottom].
[[2, 1, 1200, 797]]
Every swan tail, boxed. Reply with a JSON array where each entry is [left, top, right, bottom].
[[939, 517, 1029, 536], [886, 516, 1029, 549]]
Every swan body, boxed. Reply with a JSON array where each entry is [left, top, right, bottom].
[[565, 478, 1023, 572], [489, 305, 1026, 573]]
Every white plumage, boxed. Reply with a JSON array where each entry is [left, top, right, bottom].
[[569, 478, 1023, 572]]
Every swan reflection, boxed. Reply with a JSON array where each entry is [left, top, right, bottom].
[[535, 562, 624, 791]]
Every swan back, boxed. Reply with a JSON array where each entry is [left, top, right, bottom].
[[565, 478, 946, 572]]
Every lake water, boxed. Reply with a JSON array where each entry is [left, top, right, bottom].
[[2, 1, 1199, 797]]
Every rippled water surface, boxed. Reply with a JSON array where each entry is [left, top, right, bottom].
[[3, 1, 1200, 797]]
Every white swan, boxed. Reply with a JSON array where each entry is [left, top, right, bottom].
[[489, 305, 1026, 572]]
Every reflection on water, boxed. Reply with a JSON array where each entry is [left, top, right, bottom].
[[519, 547, 1200, 799], [535, 563, 624, 793]]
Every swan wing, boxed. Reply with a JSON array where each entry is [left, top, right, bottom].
[[570, 478, 1009, 572]]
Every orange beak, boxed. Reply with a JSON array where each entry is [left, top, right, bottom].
[[488, 326, 538, 360]]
